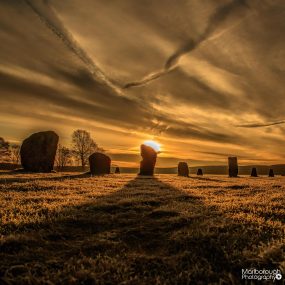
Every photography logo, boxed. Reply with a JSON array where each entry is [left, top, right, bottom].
[[242, 268, 283, 281]]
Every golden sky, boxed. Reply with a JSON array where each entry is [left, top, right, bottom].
[[0, 0, 285, 167]]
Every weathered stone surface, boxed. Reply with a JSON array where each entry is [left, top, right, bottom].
[[20, 131, 59, 172], [251, 167, 258, 177], [89, 152, 111, 175], [197, 168, 203, 176], [139, 144, 157, 176], [115, 166, 120, 174], [269, 169, 274, 177], [178, 162, 189, 177], [228, 157, 238, 177]]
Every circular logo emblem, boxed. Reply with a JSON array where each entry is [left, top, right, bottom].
[[275, 273, 282, 280]]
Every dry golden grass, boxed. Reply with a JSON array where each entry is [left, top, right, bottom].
[[0, 172, 284, 284]]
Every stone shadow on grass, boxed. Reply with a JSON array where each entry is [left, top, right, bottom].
[[0, 176, 283, 284]]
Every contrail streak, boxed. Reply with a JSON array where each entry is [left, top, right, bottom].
[[123, 0, 249, 89], [124, 69, 174, 89], [25, 0, 121, 94], [236, 121, 285, 128]]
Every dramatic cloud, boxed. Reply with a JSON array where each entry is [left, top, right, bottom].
[[124, 0, 249, 88], [0, 0, 285, 166]]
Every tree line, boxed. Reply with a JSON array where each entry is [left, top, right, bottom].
[[0, 129, 104, 170]]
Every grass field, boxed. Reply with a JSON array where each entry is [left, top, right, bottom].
[[0, 172, 284, 284]]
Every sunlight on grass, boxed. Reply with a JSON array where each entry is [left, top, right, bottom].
[[0, 173, 284, 284]]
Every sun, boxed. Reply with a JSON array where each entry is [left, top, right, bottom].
[[143, 140, 161, 152]]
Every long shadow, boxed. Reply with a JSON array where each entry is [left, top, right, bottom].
[[0, 176, 283, 284], [0, 171, 231, 185], [0, 172, 92, 185]]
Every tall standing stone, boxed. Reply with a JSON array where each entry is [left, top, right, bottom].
[[20, 131, 59, 172], [115, 166, 120, 174], [251, 167, 258, 177], [139, 144, 157, 176], [228, 157, 238, 177], [178, 162, 189, 177], [89, 152, 111, 175], [197, 168, 203, 176], [269, 169, 274, 177]]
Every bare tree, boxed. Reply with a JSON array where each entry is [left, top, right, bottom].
[[56, 144, 72, 171], [10, 144, 21, 165], [71, 130, 98, 168], [0, 137, 10, 163]]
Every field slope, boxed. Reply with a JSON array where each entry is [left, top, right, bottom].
[[0, 173, 284, 284]]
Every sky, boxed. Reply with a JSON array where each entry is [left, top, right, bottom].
[[0, 0, 285, 167]]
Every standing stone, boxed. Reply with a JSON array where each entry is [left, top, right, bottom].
[[115, 166, 120, 174], [197, 168, 203, 176], [269, 169, 274, 177], [178, 162, 189, 177], [228, 157, 238, 177], [89, 152, 111, 175], [20, 131, 59, 172], [251, 167, 258, 177], [139, 144, 157, 176]]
